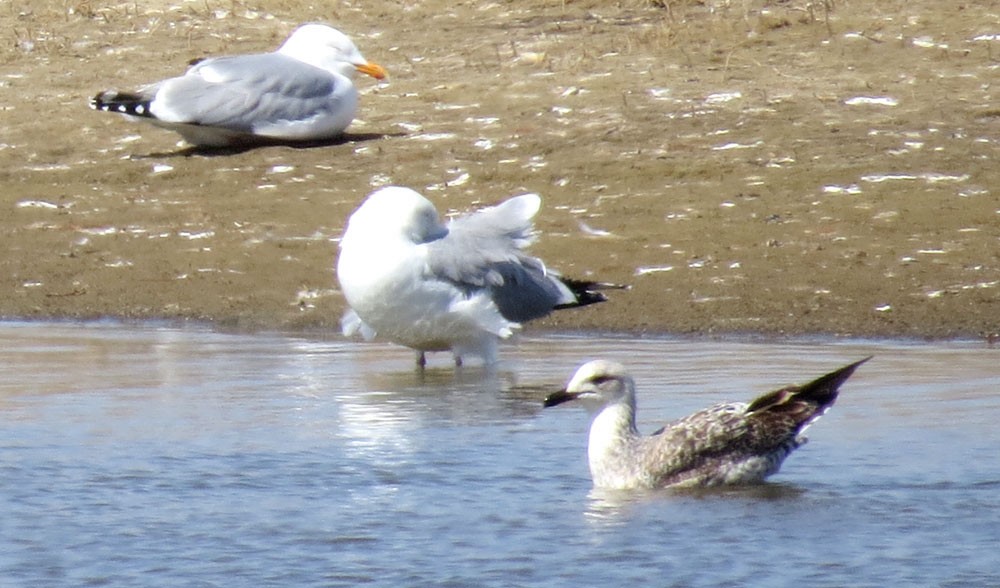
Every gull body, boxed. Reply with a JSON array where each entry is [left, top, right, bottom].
[[337, 186, 622, 366], [544, 358, 869, 490], [90, 24, 386, 147]]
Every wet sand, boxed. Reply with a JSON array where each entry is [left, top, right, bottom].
[[2, 0, 998, 340]]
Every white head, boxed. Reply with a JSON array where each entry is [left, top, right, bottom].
[[546, 361, 643, 486], [278, 23, 387, 80], [544, 360, 637, 414], [343, 186, 449, 245]]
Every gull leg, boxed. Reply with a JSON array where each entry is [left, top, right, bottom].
[[416, 351, 427, 368]]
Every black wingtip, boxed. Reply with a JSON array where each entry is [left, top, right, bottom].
[[822, 356, 871, 386], [554, 278, 629, 310], [745, 356, 870, 416], [797, 356, 871, 408], [90, 91, 155, 118]]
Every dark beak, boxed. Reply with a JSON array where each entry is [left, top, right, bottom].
[[543, 389, 578, 408]]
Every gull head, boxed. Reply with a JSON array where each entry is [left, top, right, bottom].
[[544, 360, 636, 413], [278, 23, 387, 80], [344, 186, 449, 245]]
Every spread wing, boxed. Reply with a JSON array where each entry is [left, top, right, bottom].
[[424, 194, 576, 322]]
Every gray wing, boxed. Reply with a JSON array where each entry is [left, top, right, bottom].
[[152, 53, 344, 130], [424, 195, 574, 323]]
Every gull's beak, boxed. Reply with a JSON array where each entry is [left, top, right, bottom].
[[543, 389, 578, 408], [355, 61, 388, 80]]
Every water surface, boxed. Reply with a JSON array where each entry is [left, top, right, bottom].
[[1, 322, 997, 586]]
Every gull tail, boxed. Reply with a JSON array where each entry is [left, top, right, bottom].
[[90, 90, 156, 119], [554, 278, 629, 310]]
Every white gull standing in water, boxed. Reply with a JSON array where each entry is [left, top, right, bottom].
[[544, 357, 870, 490], [337, 186, 624, 367], [90, 24, 386, 147]]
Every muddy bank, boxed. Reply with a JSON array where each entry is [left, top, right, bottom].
[[1, 0, 998, 340]]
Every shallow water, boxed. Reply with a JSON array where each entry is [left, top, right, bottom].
[[1, 322, 997, 587]]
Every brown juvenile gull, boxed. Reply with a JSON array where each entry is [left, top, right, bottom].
[[90, 24, 386, 147], [544, 357, 870, 490], [337, 186, 625, 367]]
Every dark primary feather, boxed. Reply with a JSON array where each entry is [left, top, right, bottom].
[[554, 278, 629, 310], [746, 356, 871, 415]]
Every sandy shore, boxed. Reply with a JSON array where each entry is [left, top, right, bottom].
[[1, 0, 998, 341]]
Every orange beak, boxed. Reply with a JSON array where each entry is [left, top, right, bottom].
[[355, 62, 388, 80]]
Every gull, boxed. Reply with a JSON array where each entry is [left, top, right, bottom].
[[337, 186, 625, 367], [544, 357, 870, 490], [90, 23, 387, 147]]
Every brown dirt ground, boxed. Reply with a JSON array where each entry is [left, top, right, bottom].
[[1, 0, 999, 340]]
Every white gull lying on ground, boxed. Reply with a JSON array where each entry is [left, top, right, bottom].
[[337, 186, 624, 367], [90, 24, 386, 147], [544, 357, 870, 490]]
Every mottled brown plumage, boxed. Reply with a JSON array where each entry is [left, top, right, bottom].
[[544, 357, 870, 489]]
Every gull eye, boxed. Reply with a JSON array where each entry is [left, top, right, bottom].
[[590, 375, 616, 386]]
